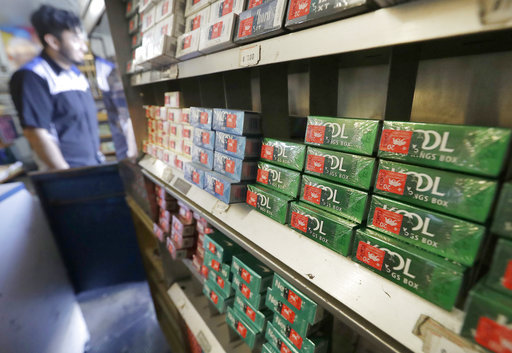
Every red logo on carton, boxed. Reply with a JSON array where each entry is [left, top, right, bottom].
[[248, 0, 262, 8], [261, 145, 274, 160], [201, 265, 209, 278], [208, 242, 216, 254], [246, 190, 258, 207], [306, 125, 326, 144], [237, 322, 247, 338], [210, 290, 218, 304], [379, 129, 413, 154], [241, 268, 251, 283], [183, 128, 191, 138], [225, 159, 235, 174], [217, 276, 225, 289], [222, 0, 234, 15], [306, 154, 325, 173], [227, 138, 237, 153], [200, 152, 208, 165], [356, 242, 386, 271], [238, 17, 254, 37], [168, 111, 175, 121], [183, 35, 192, 49], [171, 126, 177, 135], [288, 0, 311, 20], [132, 35, 136, 46], [193, 0, 201, 4], [162, 1, 169, 15], [257, 169, 269, 184], [504, 260, 512, 290], [226, 114, 237, 128], [211, 258, 220, 272], [170, 140, 176, 149], [376, 170, 407, 195], [280, 344, 292, 353], [211, 22, 223, 39], [288, 327, 303, 349], [303, 184, 322, 205], [127, 2, 132, 12], [373, 207, 403, 235], [200, 112, 209, 124], [202, 132, 210, 145], [290, 212, 308, 233], [192, 171, 200, 184], [287, 290, 302, 311], [475, 317, 512, 353], [245, 305, 256, 321], [215, 180, 224, 195], [241, 283, 251, 299], [192, 15, 201, 30], [280, 303, 296, 323]]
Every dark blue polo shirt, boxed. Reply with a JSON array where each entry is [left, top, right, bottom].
[[10, 51, 102, 167]]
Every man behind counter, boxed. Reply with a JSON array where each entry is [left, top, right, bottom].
[[10, 5, 104, 170]]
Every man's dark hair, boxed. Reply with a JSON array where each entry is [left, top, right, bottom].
[[30, 5, 81, 47]]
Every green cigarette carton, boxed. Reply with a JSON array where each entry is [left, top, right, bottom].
[[305, 116, 380, 156], [265, 287, 326, 325], [367, 195, 485, 266], [288, 202, 357, 255], [204, 251, 232, 281], [203, 231, 244, 262], [352, 228, 465, 310], [231, 253, 274, 294], [299, 175, 368, 223], [260, 138, 306, 171], [256, 161, 301, 197], [263, 343, 280, 353], [203, 280, 234, 313], [461, 281, 512, 352], [374, 160, 497, 223], [266, 322, 300, 353], [272, 313, 328, 353], [208, 268, 233, 298], [491, 182, 512, 239], [232, 274, 267, 309], [378, 121, 511, 177], [486, 238, 512, 297], [226, 306, 263, 349], [246, 184, 294, 224], [233, 293, 273, 332], [304, 147, 376, 190]]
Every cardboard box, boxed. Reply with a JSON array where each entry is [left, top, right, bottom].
[[367, 195, 485, 266], [226, 306, 264, 349], [256, 161, 301, 198], [288, 202, 356, 255], [208, 268, 233, 297], [260, 138, 306, 171], [184, 162, 209, 189], [203, 280, 234, 313], [272, 313, 328, 353], [378, 121, 512, 177], [178, 201, 195, 224], [192, 145, 214, 170], [190, 107, 213, 129], [203, 231, 244, 262], [154, 14, 185, 39], [304, 146, 376, 190], [214, 152, 258, 182], [212, 108, 262, 136], [215, 131, 261, 159], [171, 214, 196, 237], [176, 29, 202, 60], [164, 91, 180, 108], [181, 125, 194, 140], [491, 182, 512, 239], [209, 0, 246, 21], [373, 160, 498, 224], [232, 274, 267, 309], [265, 322, 300, 353], [167, 108, 181, 122], [231, 253, 273, 294], [156, 0, 186, 22], [204, 170, 248, 204], [300, 174, 368, 223], [305, 116, 380, 156], [198, 13, 237, 54], [265, 288, 326, 326], [184, 6, 210, 32], [193, 127, 215, 150], [153, 223, 164, 242], [486, 238, 512, 297], [460, 281, 512, 352], [171, 229, 196, 248], [167, 237, 194, 259], [234, 0, 287, 44], [263, 343, 280, 353], [233, 293, 273, 332], [126, 0, 139, 17], [182, 140, 193, 158], [185, 0, 211, 17], [141, 6, 157, 32], [285, 0, 372, 31], [246, 184, 294, 224], [352, 228, 465, 310], [204, 251, 232, 280], [128, 13, 140, 34]]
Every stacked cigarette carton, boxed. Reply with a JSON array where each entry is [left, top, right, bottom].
[[191, 210, 215, 278], [153, 184, 179, 242]]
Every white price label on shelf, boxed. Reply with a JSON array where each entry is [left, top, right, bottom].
[[239, 45, 260, 67]]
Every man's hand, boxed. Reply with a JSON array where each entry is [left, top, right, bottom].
[[23, 127, 69, 170]]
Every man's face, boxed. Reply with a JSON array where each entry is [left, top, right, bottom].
[[57, 28, 88, 66]]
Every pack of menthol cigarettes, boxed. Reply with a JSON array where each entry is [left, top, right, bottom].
[[378, 121, 511, 177], [234, 0, 287, 44], [215, 131, 261, 159], [204, 170, 248, 203], [192, 145, 214, 169], [209, 0, 246, 21], [213, 151, 258, 182], [198, 13, 237, 54], [184, 162, 209, 189], [213, 108, 262, 136], [190, 107, 213, 129], [193, 127, 215, 150]]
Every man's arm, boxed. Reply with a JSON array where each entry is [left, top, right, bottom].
[[23, 128, 69, 170]]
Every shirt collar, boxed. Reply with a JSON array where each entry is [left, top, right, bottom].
[[40, 50, 79, 75]]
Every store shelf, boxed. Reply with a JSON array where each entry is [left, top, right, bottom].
[[168, 278, 251, 353], [182, 258, 205, 286], [129, 0, 512, 85], [139, 154, 465, 353]]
